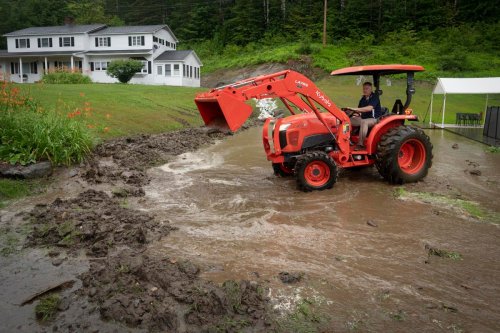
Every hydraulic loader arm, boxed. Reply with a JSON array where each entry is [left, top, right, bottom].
[[194, 70, 350, 132]]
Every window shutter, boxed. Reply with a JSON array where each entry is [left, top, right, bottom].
[[27, 39, 30, 48], [15, 39, 19, 48], [148, 61, 152, 74], [71, 37, 74, 47], [59, 37, 62, 47], [10, 62, 14, 74], [78, 61, 82, 70], [95, 38, 98, 47], [141, 36, 145, 46], [128, 36, 132, 46], [37, 38, 41, 48], [107, 37, 111, 47], [49, 38, 53, 47], [90, 62, 94, 71], [33, 62, 38, 74]]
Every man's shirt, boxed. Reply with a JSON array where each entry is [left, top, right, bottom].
[[358, 93, 382, 119]]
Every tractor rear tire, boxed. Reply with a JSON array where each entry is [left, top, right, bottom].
[[376, 125, 433, 184], [295, 152, 338, 192], [273, 162, 294, 177]]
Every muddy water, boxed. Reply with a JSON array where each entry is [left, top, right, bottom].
[[143, 128, 500, 332]]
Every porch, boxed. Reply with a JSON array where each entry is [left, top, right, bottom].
[[0, 51, 84, 83]]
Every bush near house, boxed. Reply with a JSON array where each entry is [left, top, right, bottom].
[[106, 60, 144, 84], [0, 81, 95, 166], [41, 68, 92, 84]]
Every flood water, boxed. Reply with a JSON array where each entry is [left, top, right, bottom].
[[144, 127, 500, 332]]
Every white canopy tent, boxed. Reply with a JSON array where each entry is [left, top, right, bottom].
[[430, 77, 500, 127]]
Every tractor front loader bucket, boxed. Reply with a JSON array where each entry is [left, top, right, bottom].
[[195, 91, 253, 132]]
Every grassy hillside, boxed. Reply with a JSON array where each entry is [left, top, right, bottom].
[[193, 25, 500, 80], [19, 81, 499, 138]]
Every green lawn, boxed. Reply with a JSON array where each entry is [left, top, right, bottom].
[[18, 80, 499, 138], [21, 83, 205, 138]]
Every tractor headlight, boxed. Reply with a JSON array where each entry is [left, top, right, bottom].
[[279, 123, 291, 131]]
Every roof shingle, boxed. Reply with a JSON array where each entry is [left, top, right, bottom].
[[3, 24, 106, 36]]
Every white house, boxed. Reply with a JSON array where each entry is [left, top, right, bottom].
[[0, 23, 202, 87]]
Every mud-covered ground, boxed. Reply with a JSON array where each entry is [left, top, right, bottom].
[[0, 125, 499, 333]]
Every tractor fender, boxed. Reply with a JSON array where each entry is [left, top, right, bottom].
[[365, 115, 418, 154]]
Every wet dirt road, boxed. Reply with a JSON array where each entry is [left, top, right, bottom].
[[143, 127, 500, 332]]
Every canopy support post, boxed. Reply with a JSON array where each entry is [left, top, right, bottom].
[[441, 93, 446, 128], [429, 93, 434, 126]]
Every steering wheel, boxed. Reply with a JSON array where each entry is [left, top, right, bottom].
[[341, 107, 361, 118]]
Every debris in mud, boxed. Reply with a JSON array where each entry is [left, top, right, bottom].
[[27, 189, 173, 257], [452, 143, 459, 149], [0, 161, 52, 179], [469, 169, 482, 176], [34, 294, 61, 322], [366, 220, 378, 227], [21, 280, 74, 306], [425, 244, 463, 261], [80, 248, 274, 332], [278, 271, 304, 284]]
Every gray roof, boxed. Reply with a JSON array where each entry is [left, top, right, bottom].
[[3, 24, 106, 37], [0, 50, 84, 58], [90, 24, 178, 41], [154, 50, 201, 62], [84, 49, 152, 55]]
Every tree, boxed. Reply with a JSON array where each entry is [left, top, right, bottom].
[[67, 0, 123, 25], [106, 60, 144, 83]]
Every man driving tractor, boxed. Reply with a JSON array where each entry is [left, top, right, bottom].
[[346, 82, 382, 150]]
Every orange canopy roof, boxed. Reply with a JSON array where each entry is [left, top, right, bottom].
[[331, 64, 425, 76]]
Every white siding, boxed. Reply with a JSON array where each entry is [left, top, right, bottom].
[[6, 35, 87, 52]]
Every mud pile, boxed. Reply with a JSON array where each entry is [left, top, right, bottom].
[[80, 248, 273, 332], [83, 127, 228, 188], [28, 189, 173, 257]]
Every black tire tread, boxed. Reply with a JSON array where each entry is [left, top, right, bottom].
[[375, 125, 433, 184], [295, 151, 338, 192]]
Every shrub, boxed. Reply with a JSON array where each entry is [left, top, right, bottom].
[[106, 60, 144, 83], [41, 70, 92, 84], [0, 81, 95, 166]]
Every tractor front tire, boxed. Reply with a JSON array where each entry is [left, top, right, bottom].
[[376, 125, 433, 184], [273, 162, 294, 177], [295, 152, 338, 192]]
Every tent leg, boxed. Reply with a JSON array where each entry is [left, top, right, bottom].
[[429, 94, 433, 126], [441, 94, 446, 128]]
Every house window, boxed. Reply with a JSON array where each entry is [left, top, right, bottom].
[[59, 37, 75, 47], [173, 64, 180, 76], [173, 43, 176, 49], [165, 64, 172, 76], [30, 62, 38, 74], [92, 61, 110, 71], [96, 37, 111, 47], [10, 62, 19, 74], [37, 37, 52, 48], [15, 38, 30, 48], [183, 64, 186, 77], [157, 65, 163, 75], [129, 36, 145, 46], [189, 66, 193, 78], [153, 36, 158, 42]]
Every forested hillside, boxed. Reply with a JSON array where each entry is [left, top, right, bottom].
[[0, 0, 498, 77]]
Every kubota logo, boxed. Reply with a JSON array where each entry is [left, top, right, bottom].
[[315, 91, 332, 107], [295, 80, 309, 88]]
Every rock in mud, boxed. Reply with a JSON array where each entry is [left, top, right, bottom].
[[452, 143, 459, 149], [469, 169, 481, 176], [80, 249, 274, 332], [27, 189, 173, 257], [278, 271, 304, 284], [367, 220, 378, 227], [0, 161, 52, 179]]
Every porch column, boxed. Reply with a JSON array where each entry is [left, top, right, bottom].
[[44, 57, 48, 74], [70, 56, 74, 71], [19, 57, 23, 83]]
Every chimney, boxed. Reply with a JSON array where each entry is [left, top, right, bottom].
[[64, 17, 75, 26]]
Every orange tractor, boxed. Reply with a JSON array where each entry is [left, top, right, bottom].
[[195, 65, 432, 192]]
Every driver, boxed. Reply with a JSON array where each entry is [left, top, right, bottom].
[[347, 82, 382, 150]]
